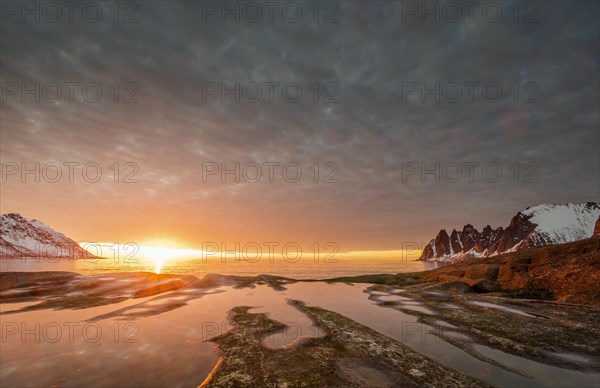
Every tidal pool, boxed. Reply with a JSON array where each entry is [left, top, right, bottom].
[[469, 300, 539, 318], [1, 281, 598, 387]]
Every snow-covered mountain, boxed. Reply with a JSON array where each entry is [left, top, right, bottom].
[[420, 202, 600, 262], [0, 213, 93, 259]]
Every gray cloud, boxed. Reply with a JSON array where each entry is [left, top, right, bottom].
[[1, 1, 598, 249]]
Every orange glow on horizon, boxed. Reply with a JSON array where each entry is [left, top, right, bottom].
[[78, 242, 423, 264]]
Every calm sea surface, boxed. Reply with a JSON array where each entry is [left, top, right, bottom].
[[0, 255, 442, 279]]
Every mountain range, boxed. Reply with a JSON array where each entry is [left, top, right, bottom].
[[3, 204, 599, 262], [0, 213, 93, 259], [420, 202, 600, 262]]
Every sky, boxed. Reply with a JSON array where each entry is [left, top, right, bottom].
[[1, 1, 599, 252]]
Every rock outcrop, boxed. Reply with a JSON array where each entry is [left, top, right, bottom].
[[423, 237, 600, 306]]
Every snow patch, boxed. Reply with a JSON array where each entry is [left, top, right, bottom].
[[524, 203, 600, 244]]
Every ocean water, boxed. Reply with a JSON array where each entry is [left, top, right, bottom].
[[0, 255, 441, 279]]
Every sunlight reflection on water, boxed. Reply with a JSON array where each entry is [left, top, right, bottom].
[[0, 256, 443, 279]]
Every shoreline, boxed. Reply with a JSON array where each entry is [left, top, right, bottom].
[[1, 266, 599, 387]]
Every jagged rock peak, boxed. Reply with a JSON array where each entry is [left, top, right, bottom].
[[419, 202, 600, 262]]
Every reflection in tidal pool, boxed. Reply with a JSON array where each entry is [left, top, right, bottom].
[[1, 282, 598, 387]]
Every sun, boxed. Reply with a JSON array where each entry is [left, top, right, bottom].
[[137, 244, 208, 273], [79, 241, 203, 274], [137, 246, 191, 274]]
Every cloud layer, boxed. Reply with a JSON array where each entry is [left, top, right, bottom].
[[1, 1, 599, 250]]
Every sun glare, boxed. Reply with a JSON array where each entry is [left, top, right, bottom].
[[138, 247, 170, 274], [78, 242, 202, 274], [138, 246, 201, 274]]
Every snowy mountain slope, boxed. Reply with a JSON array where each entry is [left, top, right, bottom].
[[420, 202, 600, 262], [522, 203, 600, 245], [0, 213, 93, 259]]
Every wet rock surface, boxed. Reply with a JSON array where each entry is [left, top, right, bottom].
[[423, 237, 600, 306], [366, 284, 600, 375], [2, 255, 600, 387], [203, 302, 489, 387], [0, 271, 197, 311]]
